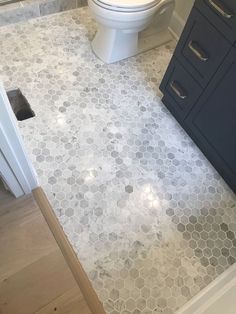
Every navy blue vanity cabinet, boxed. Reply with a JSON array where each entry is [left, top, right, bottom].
[[185, 47, 236, 192], [160, 0, 236, 193], [160, 57, 202, 121], [195, 0, 236, 43], [174, 8, 231, 88]]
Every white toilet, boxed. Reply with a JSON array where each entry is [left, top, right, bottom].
[[88, 0, 175, 63]]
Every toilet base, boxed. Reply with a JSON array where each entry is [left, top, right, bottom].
[[89, 0, 175, 63], [91, 27, 173, 63], [91, 26, 139, 64]]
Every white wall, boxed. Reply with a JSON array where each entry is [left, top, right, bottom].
[[175, 0, 195, 21], [0, 150, 24, 197], [170, 0, 195, 38], [0, 83, 38, 197]]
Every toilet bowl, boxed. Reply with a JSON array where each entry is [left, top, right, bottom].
[[88, 0, 175, 63]]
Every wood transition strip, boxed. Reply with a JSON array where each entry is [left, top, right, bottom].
[[33, 187, 106, 314]]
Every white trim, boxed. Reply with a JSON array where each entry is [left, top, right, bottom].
[[169, 11, 185, 40], [175, 264, 236, 314], [0, 150, 24, 198], [0, 126, 31, 193], [0, 83, 38, 196]]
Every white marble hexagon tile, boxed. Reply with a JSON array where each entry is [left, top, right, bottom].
[[0, 7, 235, 314]]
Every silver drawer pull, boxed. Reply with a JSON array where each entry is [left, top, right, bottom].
[[188, 41, 209, 62], [208, 0, 233, 19], [170, 81, 187, 99]]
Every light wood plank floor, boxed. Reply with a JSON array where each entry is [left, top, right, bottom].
[[0, 182, 92, 314]]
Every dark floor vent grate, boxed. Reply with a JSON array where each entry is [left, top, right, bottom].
[[7, 89, 35, 121]]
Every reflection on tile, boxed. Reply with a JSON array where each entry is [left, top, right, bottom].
[[39, 0, 76, 16], [78, 0, 87, 6], [0, 0, 85, 26], [22, 2, 40, 18], [0, 2, 21, 11], [0, 2, 39, 26], [0, 7, 235, 314]]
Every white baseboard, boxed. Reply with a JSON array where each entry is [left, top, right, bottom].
[[175, 263, 236, 314], [169, 11, 186, 40]]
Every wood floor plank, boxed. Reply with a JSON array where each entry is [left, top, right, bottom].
[[35, 286, 91, 314], [0, 250, 78, 314], [0, 185, 92, 314], [0, 180, 15, 213], [0, 194, 33, 220], [0, 200, 56, 281], [33, 187, 105, 314]]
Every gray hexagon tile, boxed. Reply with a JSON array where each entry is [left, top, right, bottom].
[[0, 7, 235, 314]]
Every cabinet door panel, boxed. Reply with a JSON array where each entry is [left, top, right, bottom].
[[196, 0, 236, 43], [186, 48, 236, 192], [204, 0, 236, 28], [160, 57, 202, 121], [175, 9, 231, 87]]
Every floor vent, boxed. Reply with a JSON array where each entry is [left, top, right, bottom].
[[7, 89, 35, 121]]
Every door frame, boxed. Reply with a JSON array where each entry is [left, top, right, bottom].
[[0, 83, 38, 197], [0, 149, 24, 197]]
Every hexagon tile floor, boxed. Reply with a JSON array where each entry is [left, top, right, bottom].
[[1, 7, 236, 314]]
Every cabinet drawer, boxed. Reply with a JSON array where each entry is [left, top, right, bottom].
[[160, 57, 202, 121], [196, 0, 236, 43], [175, 8, 231, 87]]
